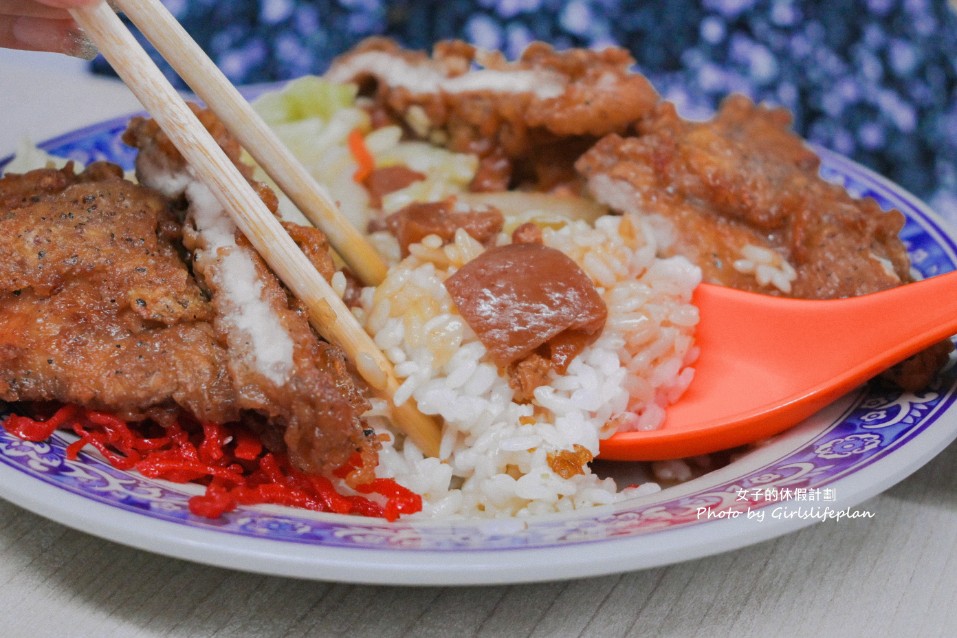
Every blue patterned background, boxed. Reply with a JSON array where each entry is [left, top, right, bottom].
[[91, 0, 957, 222]]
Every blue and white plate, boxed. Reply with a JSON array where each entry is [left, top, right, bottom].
[[1, 117, 955, 586]]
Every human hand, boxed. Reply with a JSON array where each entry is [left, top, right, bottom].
[[0, 0, 99, 58]]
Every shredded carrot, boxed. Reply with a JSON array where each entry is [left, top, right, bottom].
[[2, 405, 422, 521], [347, 128, 375, 183]]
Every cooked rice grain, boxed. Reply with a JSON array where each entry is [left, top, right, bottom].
[[361, 214, 700, 518]]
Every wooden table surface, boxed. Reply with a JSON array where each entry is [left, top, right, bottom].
[[2, 51, 957, 638]]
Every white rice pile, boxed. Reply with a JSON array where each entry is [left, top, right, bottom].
[[354, 214, 701, 518]]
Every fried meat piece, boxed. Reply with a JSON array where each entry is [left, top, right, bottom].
[[124, 108, 375, 476], [327, 38, 659, 190], [578, 96, 912, 298], [0, 164, 235, 424], [576, 95, 951, 388], [122, 104, 280, 215]]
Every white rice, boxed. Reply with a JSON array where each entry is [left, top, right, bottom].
[[357, 214, 701, 518], [732, 243, 798, 294]]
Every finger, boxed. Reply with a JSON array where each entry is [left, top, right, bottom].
[[32, 0, 99, 9], [0, 15, 97, 59], [0, 0, 71, 19]]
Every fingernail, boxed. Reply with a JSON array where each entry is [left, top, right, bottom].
[[12, 17, 98, 60], [65, 27, 98, 60]]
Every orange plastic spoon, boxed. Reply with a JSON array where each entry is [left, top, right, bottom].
[[599, 270, 957, 461]]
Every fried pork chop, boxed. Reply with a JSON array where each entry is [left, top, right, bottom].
[[575, 95, 952, 389], [576, 96, 914, 298], [123, 108, 376, 476], [0, 162, 233, 422], [0, 152, 374, 475], [327, 38, 659, 191]]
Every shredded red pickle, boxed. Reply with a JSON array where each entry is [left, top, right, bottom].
[[2, 405, 422, 521]]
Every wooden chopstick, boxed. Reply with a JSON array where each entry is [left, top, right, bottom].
[[109, 0, 388, 287], [69, 2, 441, 458]]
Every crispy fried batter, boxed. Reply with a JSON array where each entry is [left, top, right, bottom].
[[327, 38, 659, 190], [124, 107, 375, 475], [576, 94, 951, 388], [0, 164, 234, 424], [578, 96, 912, 298], [122, 104, 280, 214]]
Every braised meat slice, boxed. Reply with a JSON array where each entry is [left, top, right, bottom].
[[383, 199, 504, 255], [362, 165, 426, 208], [444, 241, 607, 400]]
